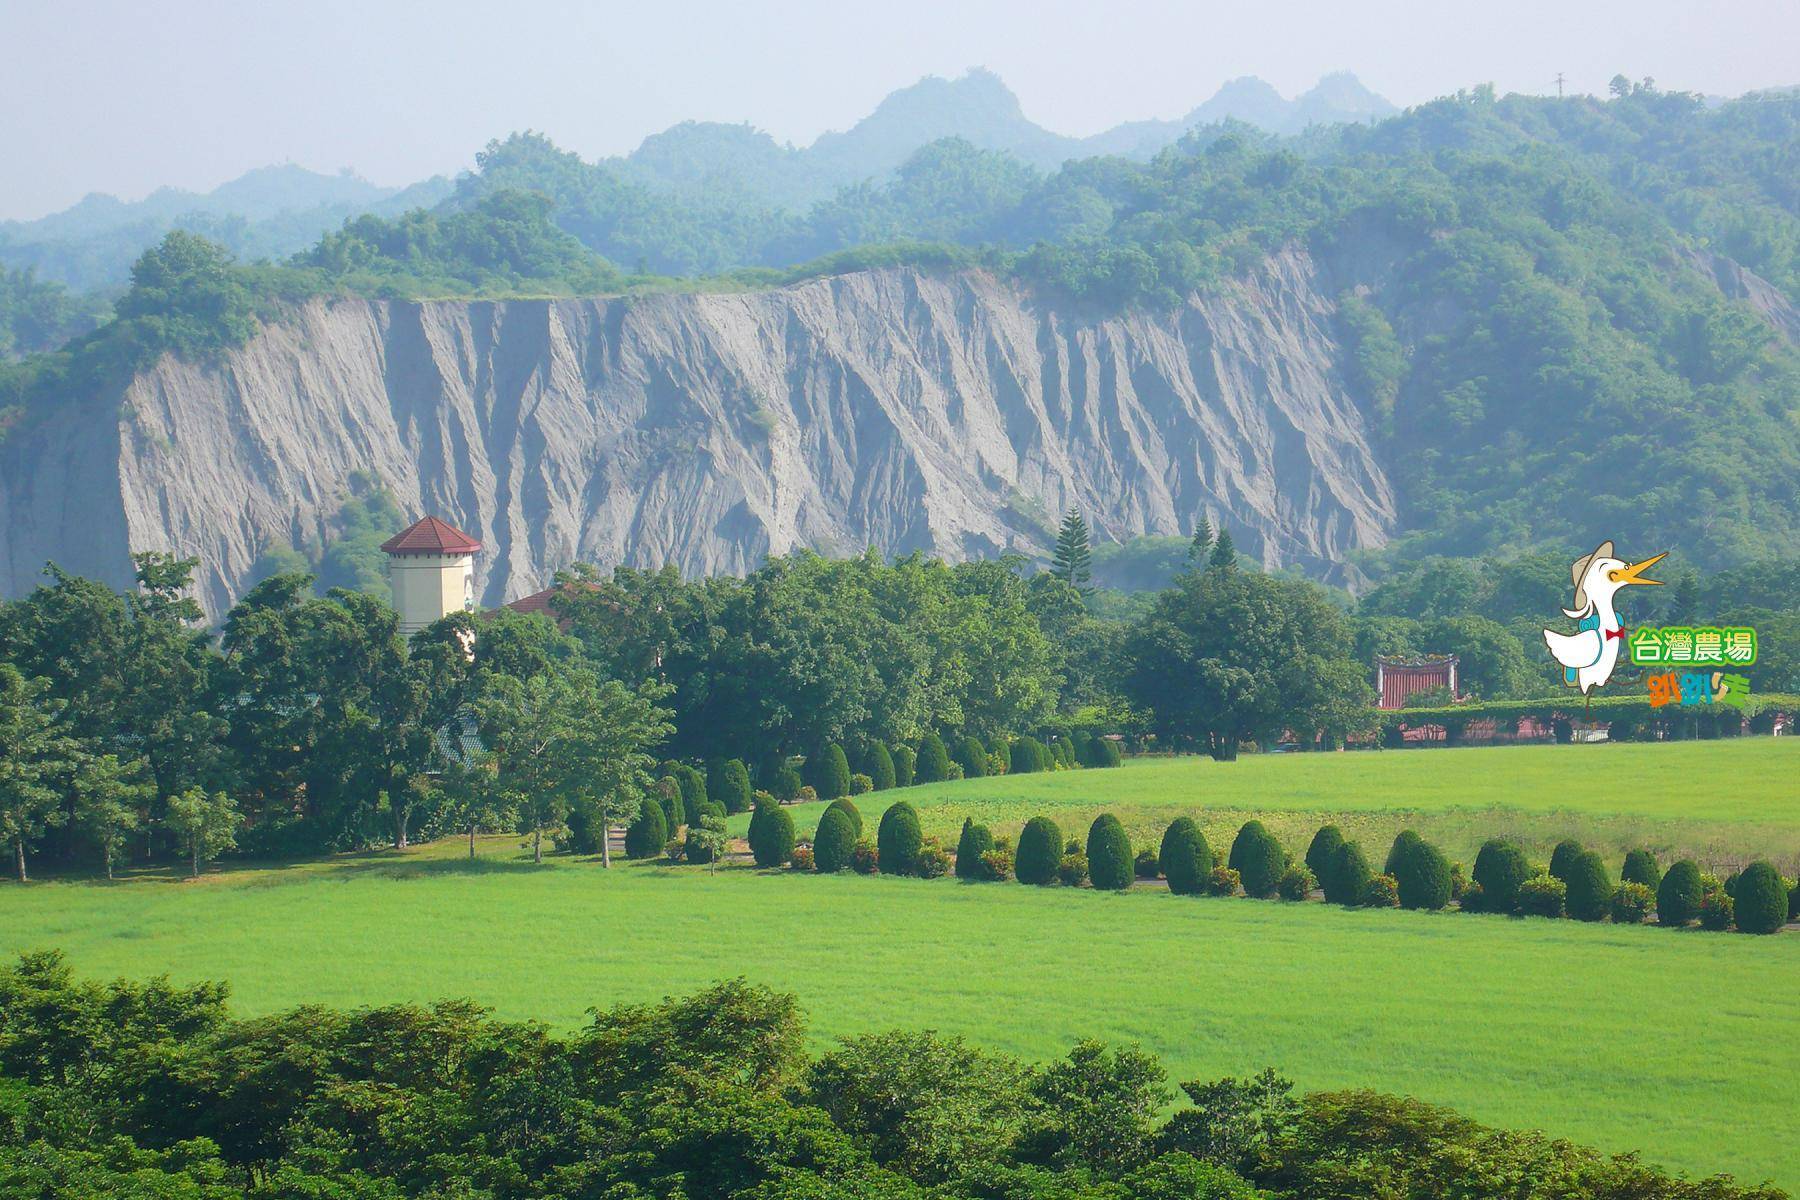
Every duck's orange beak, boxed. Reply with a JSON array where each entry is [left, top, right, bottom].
[[1608, 552, 1666, 587]]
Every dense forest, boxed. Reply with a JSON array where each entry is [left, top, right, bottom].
[[2, 952, 1780, 1199]]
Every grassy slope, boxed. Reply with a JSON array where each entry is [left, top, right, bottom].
[[4, 740, 1797, 1187], [739, 740, 1800, 870]]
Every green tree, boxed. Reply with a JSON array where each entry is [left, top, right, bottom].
[[1229, 821, 1287, 899], [709, 758, 754, 815], [808, 744, 852, 800], [1731, 861, 1788, 935], [1187, 517, 1214, 564], [163, 788, 238, 878], [623, 796, 668, 859], [747, 798, 797, 868], [71, 752, 154, 879], [1052, 509, 1094, 595], [1658, 859, 1705, 926], [863, 742, 897, 790], [0, 667, 72, 882], [914, 733, 951, 784], [1016, 816, 1063, 886], [1208, 529, 1236, 570], [877, 801, 924, 876], [813, 805, 857, 872]]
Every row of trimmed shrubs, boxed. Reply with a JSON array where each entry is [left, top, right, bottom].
[[701, 796, 1796, 936], [650, 732, 1123, 821]]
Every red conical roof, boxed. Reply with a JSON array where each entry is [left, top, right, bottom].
[[379, 516, 482, 555]]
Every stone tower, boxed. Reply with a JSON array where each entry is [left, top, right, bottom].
[[380, 516, 482, 635]]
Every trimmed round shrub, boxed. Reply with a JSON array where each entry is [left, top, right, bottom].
[[1732, 861, 1789, 934], [851, 840, 879, 874], [1206, 866, 1241, 896], [989, 737, 1013, 775], [1548, 839, 1586, 884], [1086, 814, 1133, 891], [769, 767, 803, 803], [1564, 850, 1613, 921], [955, 818, 995, 881], [1384, 830, 1423, 877], [1657, 859, 1704, 926], [954, 736, 989, 779], [1362, 874, 1400, 907], [623, 796, 668, 859], [1621, 848, 1661, 892], [796, 786, 818, 804], [1057, 851, 1089, 887], [1304, 825, 1345, 885], [915, 839, 952, 879], [1323, 841, 1373, 906], [913, 734, 951, 784], [653, 777, 685, 834], [1612, 882, 1654, 924], [684, 818, 723, 864], [1790, 877, 1800, 922], [1134, 849, 1161, 879], [1011, 736, 1048, 774], [1277, 864, 1316, 901], [666, 763, 706, 817], [747, 800, 796, 869], [876, 801, 923, 877], [849, 773, 874, 796], [1471, 839, 1531, 914], [691, 797, 726, 824], [1230, 820, 1288, 899], [1160, 818, 1214, 896], [1393, 837, 1453, 911], [1518, 874, 1567, 918], [1699, 885, 1735, 931], [892, 744, 916, 788], [1053, 737, 1077, 769], [813, 806, 857, 873], [1016, 816, 1064, 886], [808, 744, 852, 800], [823, 797, 863, 838], [709, 759, 753, 815], [1095, 737, 1124, 767], [864, 743, 896, 791]]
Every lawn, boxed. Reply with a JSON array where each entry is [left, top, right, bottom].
[[735, 739, 1800, 871], [5, 738, 1797, 1189], [3, 847, 1796, 1191]]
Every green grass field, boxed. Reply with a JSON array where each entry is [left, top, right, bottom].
[[736, 739, 1800, 872], [4, 740, 1797, 1188]]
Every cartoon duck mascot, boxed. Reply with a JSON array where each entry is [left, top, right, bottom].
[[1542, 541, 1665, 698]]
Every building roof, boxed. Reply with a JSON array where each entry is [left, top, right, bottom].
[[504, 581, 601, 625], [380, 516, 482, 556]]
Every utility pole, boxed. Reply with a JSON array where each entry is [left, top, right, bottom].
[[1554, 72, 1566, 99]]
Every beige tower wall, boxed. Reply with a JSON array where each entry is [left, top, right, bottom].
[[389, 552, 474, 635]]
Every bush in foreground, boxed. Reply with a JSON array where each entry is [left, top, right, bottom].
[[1278, 864, 1316, 901], [1699, 883, 1735, 931], [1549, 838, 1585, 884], [1057, 851, 1089, 887], [892, 743, 917, 788], [1206, 866, 1241, 896], [979, 843, 1015, 882], [1160, 818, 1214, 896], [1134, 848, 1161, 879], [1304, 825, 1344, 884], [1086, 814, 1133, 891], [955, 818, 995, 880], [851, 839, 880, 874], [1016, 816, 1063, 886], [1230, 820, 1287, 898], [1733, 861, 1789, 934], [1470, 839, 1531, 913], [623, 796, 668, 859], [813, 806, 857, 872], [808, 744, 852, 800], [915, 838, 952, 879], [877, 801, 923, 876], [1621, 848, 1661, 892], [1612, 882, 1654, 924], [1392, 835, 1452, 911], [1657, 859, 1704, 926], [1362, 873, 1400, 908], [824, 796, 863, 838], [914, 733, 952, 783], [1564, 850, 1613, 922], [747, 799, 797, 868], [863, 742, 897, 791]]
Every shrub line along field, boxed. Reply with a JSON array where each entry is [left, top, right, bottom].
[[5, 740, 1797, 1190]]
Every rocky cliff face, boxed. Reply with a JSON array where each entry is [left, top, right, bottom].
[[0, 253, 1396, 620]]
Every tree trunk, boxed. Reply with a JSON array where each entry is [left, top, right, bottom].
[[533, 824, 542, 864], [191, 840, 200, 879], [15, 837, 26, 883], [105, 845, 114, 881], [600, 822, 612, 869], [468, 823, 477, 858], [394, 803, 409, 850]]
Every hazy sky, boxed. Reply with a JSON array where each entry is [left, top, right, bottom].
[[4, 0, 1796, 221]]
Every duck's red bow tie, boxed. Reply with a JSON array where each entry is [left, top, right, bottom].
[[1605, 626, 1624, 641]]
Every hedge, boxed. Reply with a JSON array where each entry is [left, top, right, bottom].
[[708, 759, 753, 815], [914, 734, 951, 784], [1518, 874, 1566, 918], [1017, 816, 1064, 886], [1621, 848, 1661, 892], [1564, 850, 1613, 921], [653, 778, 685, 835], [623, 797, 667, 859], [955, 818, 995, 880], [892, 744, 917, 788], [1657, 859, 1704, 926], [665, 763, 706, 817], [808, 744, 852, 800], [1470, 840, 1531, 913], [1733, 861, 1789, 934], [1230, 820, 1287, 899], [1160, 818, 1213, 896], [1323, 841, 1372, 905], [823, 797, 863, 838], [1086, 815, 1133, 891], [1393, 836, 1452, 911], [1304, 826, 1345, 886], [1549, 839, 1586, 885], [877, 802, 924, 876], [954, 736, 989, 779], [813, 806, 857, 873], [864, 743, 897, 791], [747, 800, 796, 868], [1384, 831, 1423, 877]]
